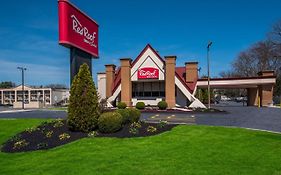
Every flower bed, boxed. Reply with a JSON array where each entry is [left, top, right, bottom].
[[1, 119, 176, 153]]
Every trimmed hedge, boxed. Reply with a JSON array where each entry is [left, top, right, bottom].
[[158, 101, 168, 110], [126, 108, 141, 123], [117, 102, 127, 109], [116, 109, 130, 124], [67, 64, 100, 132], [136, 102, 145, 110], [98, 112, 123, 133]]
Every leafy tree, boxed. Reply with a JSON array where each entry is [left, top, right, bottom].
[[0, 81, 15, 88], [67, 63, 100, 132], [44, 84, 67, 89]]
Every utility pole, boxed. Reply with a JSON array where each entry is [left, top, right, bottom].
[[207, 41, 213, 109], [17, 67, 27, 109]]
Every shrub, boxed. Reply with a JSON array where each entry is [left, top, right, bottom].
[[13, 139, 29, 149], [25, 127, 38, 133], [59, 133, 70, 140], [158, 101, 168, 110], [136, 102, 145, 110], [129, 127, 139, 135], [53, 119, 64, 128], [129, 121, 142, 135], [98, 112, 123, 133], [130, 121, 142, 129], [67, 64, 100, 132], [45, 131, 53, 138], [88, 131, 99, 138], [147, 126, 157, 133], [117, 102, 127, 109], [116, 109, 130, 124], [157, 120, 168, 128], [126, 108, 141, 123]]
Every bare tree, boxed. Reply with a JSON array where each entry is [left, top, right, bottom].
[[220, 20, 281, 97], [268, 20, 281, 46]]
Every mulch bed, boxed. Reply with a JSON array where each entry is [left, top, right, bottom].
[[1, 120, 177, 153]]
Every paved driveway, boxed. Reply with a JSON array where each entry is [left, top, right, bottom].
[[142, 106, 281, 133], [0, 110, 67, 119], [0, 106, 280, 132]]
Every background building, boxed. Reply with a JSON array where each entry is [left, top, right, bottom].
[[0, 85, 69, 108]]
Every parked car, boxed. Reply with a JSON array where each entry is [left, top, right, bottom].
[[220, 95, 231, 101], [235, 97, 247, 103]]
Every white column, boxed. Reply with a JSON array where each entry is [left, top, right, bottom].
[[28, 90, 31, 103], [43, 90, 45, 107], [9, 91, 12, 104], [15, 90, 17, 102], [50, 90, 52, 105], [1, 91, 3, 104]]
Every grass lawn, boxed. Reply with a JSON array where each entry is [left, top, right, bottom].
[[45, 107, 67, 111], [0, 119, 281, 175]]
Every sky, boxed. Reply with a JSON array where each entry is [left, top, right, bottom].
[[0, 0, 281, 87]]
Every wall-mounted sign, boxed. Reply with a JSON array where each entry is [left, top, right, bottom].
[[58, 0, 99, 57], [138, 67, 159, 79]]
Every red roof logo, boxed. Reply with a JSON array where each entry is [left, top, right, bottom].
[[138, 67, 159, 79]]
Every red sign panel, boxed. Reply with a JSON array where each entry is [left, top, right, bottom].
[[58, 0, 99, 57], [138, 67, 159, 79]]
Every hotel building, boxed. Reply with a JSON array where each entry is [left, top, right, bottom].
[[97, 44, 276, 109]]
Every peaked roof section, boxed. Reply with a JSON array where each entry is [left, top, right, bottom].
[[112, 44, 164, 94], [111, 44, 197, 94], [131, 44, 165, 67]]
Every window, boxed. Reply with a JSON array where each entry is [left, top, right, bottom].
[[132, 81, 165, 98]]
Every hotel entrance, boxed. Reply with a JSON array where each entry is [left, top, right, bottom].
[[132, 81, 165, 106]]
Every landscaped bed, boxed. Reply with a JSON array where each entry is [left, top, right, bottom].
[[1, 119, 176, 153]]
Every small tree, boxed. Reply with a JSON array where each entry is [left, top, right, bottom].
[[67, 64, 100, 132]]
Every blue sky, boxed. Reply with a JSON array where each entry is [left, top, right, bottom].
[[0, 0, 280, 87]]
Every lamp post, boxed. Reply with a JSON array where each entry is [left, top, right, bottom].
[[279, 66, 281, 108], [17, 67, 27, 109], [207, 41, 213, 109]]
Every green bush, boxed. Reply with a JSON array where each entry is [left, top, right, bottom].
[[126, 108, 141, 123], [98, 112, 123, 133], [158, 101, 168, 110], [67, 64, 100, 132], [116, 109, 130, 124], [136, 102, 145, 110], [117, 102, 127, 109]]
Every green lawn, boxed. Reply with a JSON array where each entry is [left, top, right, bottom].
[[0, 119, 281, 175], [45, 107, 68, 111]]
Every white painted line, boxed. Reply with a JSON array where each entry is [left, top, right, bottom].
[[0, 110, 32, 114], [227, 126, 281, 134]]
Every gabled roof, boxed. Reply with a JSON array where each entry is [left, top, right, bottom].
[[111, 44, 197, 94], [131, 44, 165, 67]]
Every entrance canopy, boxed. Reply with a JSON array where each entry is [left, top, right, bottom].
[[197, 76, 276, 89]]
